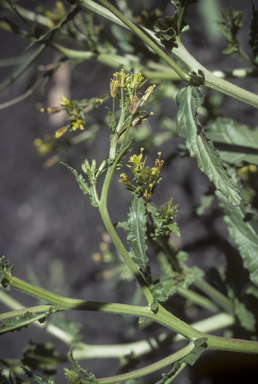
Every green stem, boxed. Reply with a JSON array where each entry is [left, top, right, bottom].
[[177, 287, 219, 313], [0, 43, 46, 93], [81, 0, 258, 109], [2, 273, 258, 353], [173, 41, 258, 108], [0, 77, 43, 110], [194, 278, 234, 313], [120, 114, 134, 147], [82, 0, 190, 82], [0, 291, 235, 360], [52, 43, 130, 68], [97, 343, 194, 384], [99, 142, 153, 304]]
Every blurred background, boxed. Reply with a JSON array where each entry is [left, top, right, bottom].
[[0, 0, 258, 383]]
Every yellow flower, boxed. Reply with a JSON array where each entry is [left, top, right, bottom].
[[249, 164, 257, 173], [130, 72, 146, 90], [132, 111, 154, 126], [113, 69, 130, 88], [144, 189, 152, 201], [141, 85, 156, 103], [155, 152, 164, 173], [71, 119, 84, 131], [55, 126, 68, 138], [60, 95, 73, 108], [34, 138, 52, 154], [40, 106, 61, 113], [110, 78, 119, 98], [119, 173, 131, 186], [129, 153, 143, 168], [129, 95, 140, 114]]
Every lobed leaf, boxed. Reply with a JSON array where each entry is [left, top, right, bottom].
[[0, 308, 56, 335], [216, 170, 258, 287], [118, 196, 149, 275], [184, 337, 207, 365], [22, 342, 59, 377], [205, 117, 258, 166], [154, 0, 198, 50], [176, 86, 241, 206], [61, 163, 98, 207], [150, 281, 168, 302]]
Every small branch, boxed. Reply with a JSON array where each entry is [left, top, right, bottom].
[[79, 0, 190, 82], [97, 343, 194, 384], [0, 44, 46, 93]]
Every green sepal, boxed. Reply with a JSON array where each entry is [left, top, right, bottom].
[[61, 162, 99, 207]]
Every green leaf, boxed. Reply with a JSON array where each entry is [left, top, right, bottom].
[[176, 86, 241, 206], [66, 351, 98, 384], [150, 299, 159, 313], [0, 367, 54, 384], [154, 0, 198, 49], [234, 297, 256, 332], [162, 267, 204, 298], [0, 308, 57, 335], [22, 342, 59, 377], [0, 255, 14, 290], [167, 222, 180, 237], [150, 281, 168, 302], [217, 7, 242, 54], [196, 194, 214, 215], [155, 337, 207, 384], [118, 196, 149, 275], [216, 169, 258, 286], [184, 337, 207, 365], [249, 2, 258, 58], [61, 163, 98, 207], [154, 360, 185, 384], [205, 117, 258, 166]]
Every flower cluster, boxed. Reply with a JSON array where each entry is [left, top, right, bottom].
[[110, 69, 156, 118], [59, 96, 85, 136], [159, 198, 179, 222], [34, 137, 56, 155], [119, 149, 164, 202]]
